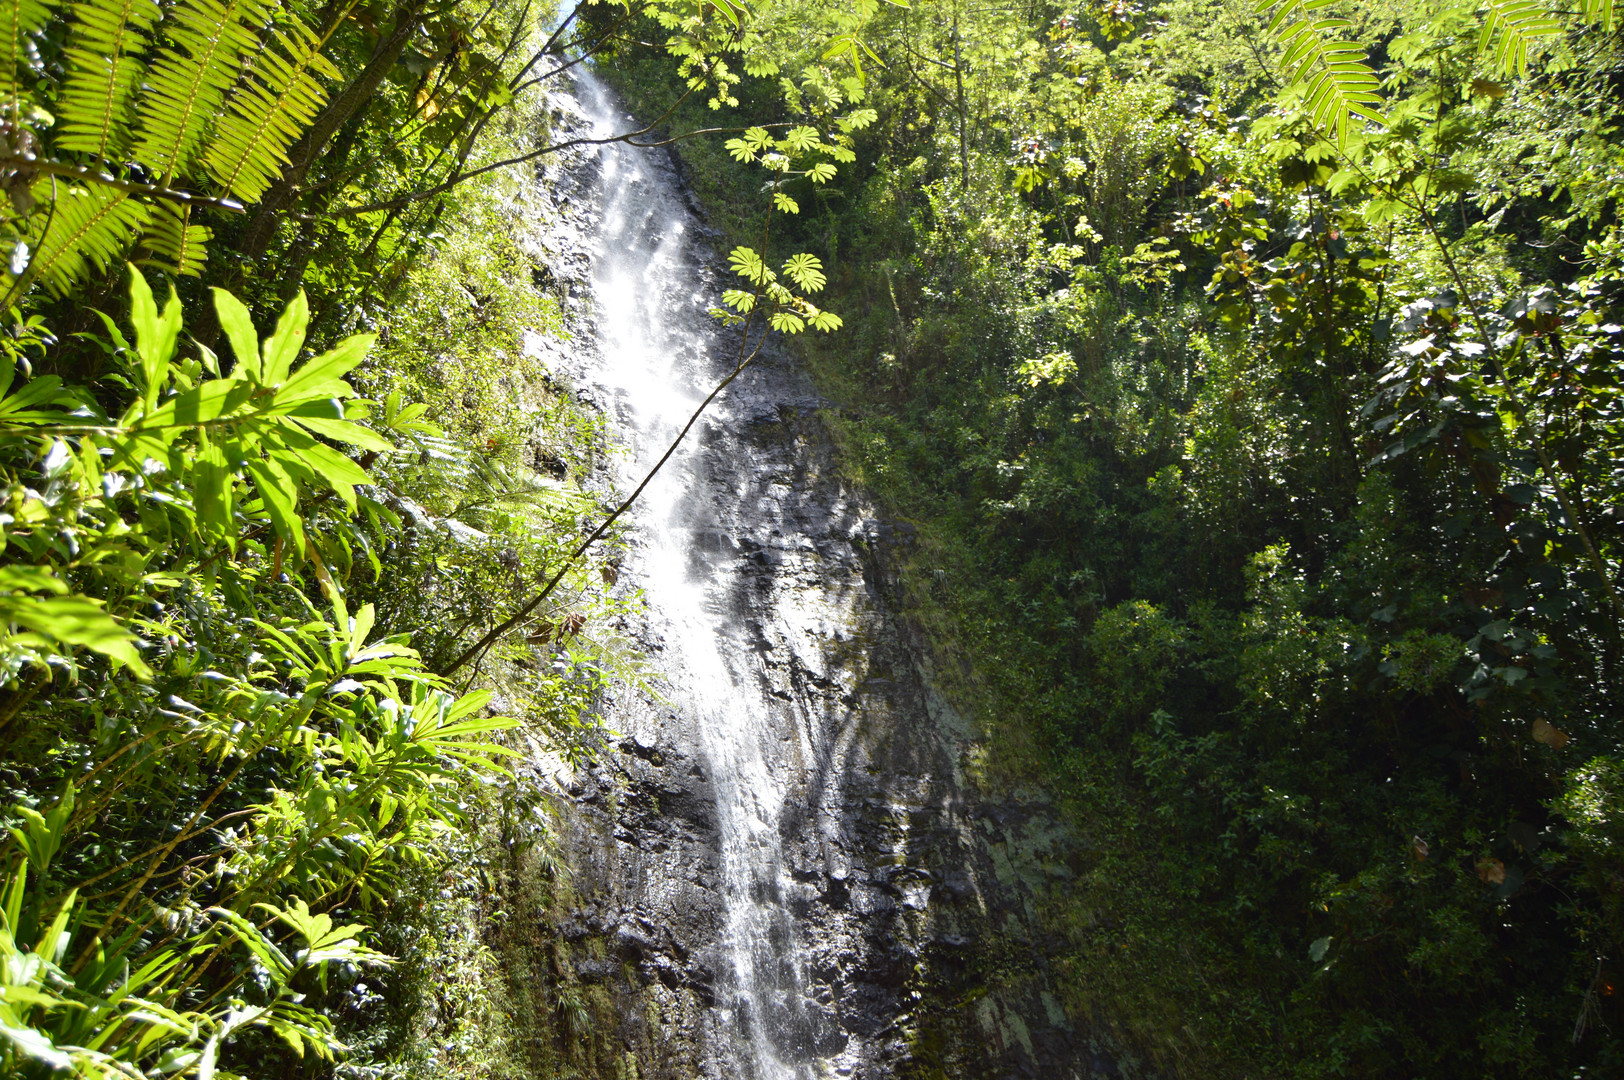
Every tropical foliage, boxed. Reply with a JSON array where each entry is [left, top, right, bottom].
[[608, 0, 1624, 1072], [0, 266, 520, 1075], [7, 0, 1620, 1069], [0, 0, 876, 1068]]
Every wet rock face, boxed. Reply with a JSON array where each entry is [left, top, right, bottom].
[[503, 77, 1134, 1080]]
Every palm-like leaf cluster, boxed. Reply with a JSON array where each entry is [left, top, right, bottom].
[[0, 269, 522, 1075]]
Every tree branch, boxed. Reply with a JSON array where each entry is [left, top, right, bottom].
[[445, 143, 791, 679], [443, 321, 772, 676], [0, 155, 246, 212], [314, 85, 723, 219]]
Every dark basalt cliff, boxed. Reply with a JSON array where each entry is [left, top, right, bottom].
[[484, 78, 1146, 1080]]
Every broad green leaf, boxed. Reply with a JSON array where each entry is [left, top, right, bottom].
[[0, 594, 152, 677], [0, 566, 68, 594], [289, 414, 396, 452], [136, 378, 256, 429], [194, 439, 234, 545], [261, 291, 309, 385], [0, 375, 70, 422], [128, 265, 164, 408], [445, 687, 493, 720], [276, 333, 374, 404], [349, 603, 376, 653], [244, 456, 304, 552], [212, 288, 261, 381], [297, 442, 371, 511]]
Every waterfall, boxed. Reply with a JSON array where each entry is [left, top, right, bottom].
[[526, 69, 1084, 1080], [570, 71, 824, 1080]]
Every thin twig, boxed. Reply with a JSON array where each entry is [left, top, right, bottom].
[[445, 158, 788, 677], [444, 321, 771, 676], [314, 84, 706, 219]]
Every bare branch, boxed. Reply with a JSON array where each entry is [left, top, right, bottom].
[[316, 85, 709, 219], [446, 135, 793, 679], [0, 155, 246, 212], [444, 322, 773, 677]]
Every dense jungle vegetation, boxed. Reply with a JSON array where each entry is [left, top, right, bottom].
[[2, 0, 1621, 1071], [605, 0, 1624, 1075], [0, 0, 833, 1071]]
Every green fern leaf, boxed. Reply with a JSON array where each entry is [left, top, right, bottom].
[[1266, 11, 1384, 146], [204, 22, 339, 201], [1261, 0, 1331, 36], [1478, 0, 1563, 75], [0, 0, 57, 110], [141, 200, 211, 277], [132, 0, 270, 183], [1580, 0, 1614, 29], [28, 184, 150, 295], [57, 0, 163, 158]]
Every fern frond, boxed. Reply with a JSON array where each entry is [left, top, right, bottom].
[[57, 0, 163, 158], [1260, 2, 1384, 147], [1478, 0, 1563, 74], [0, 0, 57, 110], [204, 21, 340, 201], [28, 183, 149, 295], [142, 199, 210, 276], [1579, 0, 1614, 29], [132, 0, 270, 183]]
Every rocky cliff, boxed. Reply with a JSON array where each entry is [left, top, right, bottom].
[[482, 76, 1144, 1080]]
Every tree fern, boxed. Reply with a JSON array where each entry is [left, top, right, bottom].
[[132, 0, 272, 184], [1579, 0, 1614, 29], [1, 0, 339, 293], [1260, 0, 1384, 147], [27, 185, 149, 294], [142, 199, 210, 277], [204, 22, 340, 201], [57, 0, 163, 158], [0, 0, 55, 111], [1478, 0, 1563, 75]]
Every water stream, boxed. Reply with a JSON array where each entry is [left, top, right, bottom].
[[520, 71, 1085, 1080], [571, 70, 823, 1080]]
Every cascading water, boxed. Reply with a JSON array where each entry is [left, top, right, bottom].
[[522, 68, 1090, 1080], [569, 71, 825, 1080]]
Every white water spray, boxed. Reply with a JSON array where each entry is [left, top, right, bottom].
[[571, 71, 825, 1080]]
